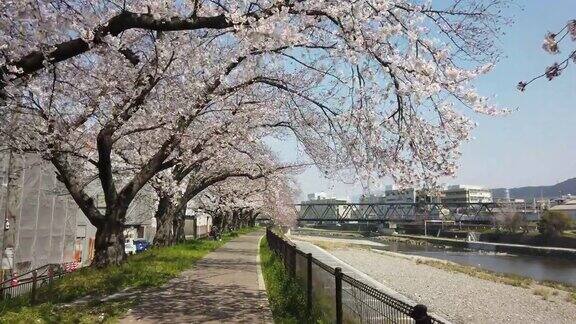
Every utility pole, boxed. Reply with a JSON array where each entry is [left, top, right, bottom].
[[1, 150, 19, 280]]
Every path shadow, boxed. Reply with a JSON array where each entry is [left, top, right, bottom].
[[126, 280, 269, 323], [122, 231, 270, 323]]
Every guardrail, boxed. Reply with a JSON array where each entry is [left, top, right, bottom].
[[0, 263, 71, 303], [266, 228, 447, 324]]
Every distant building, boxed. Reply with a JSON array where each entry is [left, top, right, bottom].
[[307, 192, 328, 201], [123, 204, 157, 243], [552, 194, 575, 205], [416, 190, 443, 204], [442, 185, 492, 204], [510, 198, 526, 209], [299, 193, 348, 219], [358, 194, 386, 219], [384, 187, 441, 204], [494, 197, 526, 206], [359, 194, 386, 204], [183, 209, 213, 239], [549, 199, 576, 222], [385, 187, 416, 203]]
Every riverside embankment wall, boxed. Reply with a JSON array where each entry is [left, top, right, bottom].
[[394, 234, 576, 259]]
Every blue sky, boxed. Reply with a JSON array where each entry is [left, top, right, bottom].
[[270, 1, 576, 200]]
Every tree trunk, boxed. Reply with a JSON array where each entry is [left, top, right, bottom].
[[249, 212, 258, 227], [213, 213, 222, 231], [154, 212, 174, 247], [172, 208, 186, 244], [153, 196, 175, 247], [229, 210, 237, 231], [92, 217, 126, 268], [221, 213, 230, 232]]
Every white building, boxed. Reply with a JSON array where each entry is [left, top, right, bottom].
[[549, 199, 576, 222], [183, 209, 212, 239], [384, 186, 441, 204], [442, 185, 493, 204], [299, 193, 348, 219], [122, 200, 157, 243]]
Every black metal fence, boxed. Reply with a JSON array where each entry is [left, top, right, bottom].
[[0, 264, 68, 303], [266, 229, 447, 324]]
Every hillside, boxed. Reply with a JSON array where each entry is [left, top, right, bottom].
[[492, 178, 576, 200]]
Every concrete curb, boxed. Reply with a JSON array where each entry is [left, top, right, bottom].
[[256, 234, 267, 291], [257, 234, 275, 323]]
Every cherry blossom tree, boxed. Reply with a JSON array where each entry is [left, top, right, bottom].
[[0, 0, 510, 266], [198, 172, 300, 232], [518, 19, 576, 91], [151, 137, 303, 246]]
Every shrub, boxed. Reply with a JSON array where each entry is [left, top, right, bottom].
[[567, 293, 576, 304], [538, 211, 572, 237], [533, 287, 551, 300], [501, 213, 526, 233]]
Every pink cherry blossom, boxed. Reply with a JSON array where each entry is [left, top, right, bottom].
[[0, 0, 511, 265]]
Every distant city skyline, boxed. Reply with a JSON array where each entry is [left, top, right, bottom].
[[269, 1, 576, 201]]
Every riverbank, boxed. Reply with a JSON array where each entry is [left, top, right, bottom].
[[479, 231, 576, 249], [294, 233, 576, 286], [329, 246, 576, 323], [393, 233, 576, 259], [294, 228, 576, 259]]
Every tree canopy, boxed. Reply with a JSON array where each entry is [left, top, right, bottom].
[[0, 0, 511, 266]]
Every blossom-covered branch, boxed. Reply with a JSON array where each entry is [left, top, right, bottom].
[[518, 19, 576, 91], [0, 0, 510, 266]]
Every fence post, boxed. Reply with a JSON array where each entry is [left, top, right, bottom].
[[48, 264, 54, 287], [290, 244, 296, 277], [306, 253, 313, 314], [335, 267, 343, 324], [31, 270, 38, 304], [410, 304, 432, 324], [283, 240, 288, 268]]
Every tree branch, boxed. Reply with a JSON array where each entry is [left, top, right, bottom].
[[0, 11, 231, 85]]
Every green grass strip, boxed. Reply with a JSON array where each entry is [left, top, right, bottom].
[[260, 237, 321, 324]]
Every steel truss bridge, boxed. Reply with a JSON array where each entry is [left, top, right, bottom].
[[296, 202, 524, 224]]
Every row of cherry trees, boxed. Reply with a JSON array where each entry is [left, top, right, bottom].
[[0, 0, 509, 267], [198, 175, 299, 235]]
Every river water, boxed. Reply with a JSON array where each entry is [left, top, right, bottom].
[[373, 241, 576, 286]]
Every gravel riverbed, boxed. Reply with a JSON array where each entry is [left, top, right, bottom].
[[330, 248, 576, 324]]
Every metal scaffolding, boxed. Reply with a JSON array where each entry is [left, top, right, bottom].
[[0, 153, 96, 278]]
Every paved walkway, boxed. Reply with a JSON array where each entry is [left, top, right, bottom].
[[120, 230, 272, 323]]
